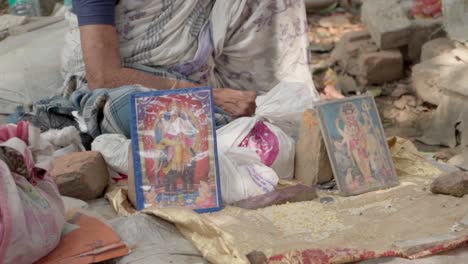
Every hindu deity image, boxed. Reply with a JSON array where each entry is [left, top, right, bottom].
[[132, 88, 221, 212], [325, 97, 397, 194]]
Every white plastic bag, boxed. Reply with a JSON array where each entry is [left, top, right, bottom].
[[218, 117, 295, 179], [256, 81, 316, 141], [218, 82, 314, 179], [92, 134, 131, 175], [0, 122, 66, 264], [219, 148, 279, 204]]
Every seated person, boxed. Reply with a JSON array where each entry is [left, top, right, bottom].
[[63, 0, 342, 138]]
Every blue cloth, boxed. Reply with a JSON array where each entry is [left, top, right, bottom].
[[72, 0, 117, 26], [63, 64, 232, 139]]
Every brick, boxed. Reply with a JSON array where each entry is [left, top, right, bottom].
[[407, 18, 445, 63], [361, 0, 412, 49], [421, 38, 455, 62], [295, 109, 333, 186], [358, 50, 404, 84], [50, 151, 109, 201], [231, 185, 317, 210], [431, 171, 468, 197]]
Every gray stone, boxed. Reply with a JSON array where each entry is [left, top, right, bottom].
[[440, 64, 468, 98], [361, 0, 412, 50], [406, 18, 445, 63], [448, 151, 468, 171], [431, 171, 468, 197], [411, 52, 464, 106], [331, 30, 377, 77], [421, 38, 455, 62], [418, 91, 468, 148], [358, 50, 404, 84], [337, 74, 361, 95]]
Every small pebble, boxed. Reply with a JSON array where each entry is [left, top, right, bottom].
[[320, 197, 335, 204]]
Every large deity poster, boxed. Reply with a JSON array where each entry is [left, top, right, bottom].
[[130, 87, 222, 213]]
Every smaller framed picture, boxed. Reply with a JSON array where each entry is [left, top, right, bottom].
[[315, 95, 399, 196], [130, 87, 222, 213]]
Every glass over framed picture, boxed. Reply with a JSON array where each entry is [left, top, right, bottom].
[[316, 95, 399, 196], [129, 87, 222, 213]]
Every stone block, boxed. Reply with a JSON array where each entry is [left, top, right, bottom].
[[358, 50, 404, 84], [431, 171, 468, 197], [407, 18, 446, 63], [411, 52, 464, 106], [231, 185, 317, 210], [421, 38, 455, 62], [331, 30, 377, 76], [418, 90, 468, 148], [50, 151, 109, 201], [361, 0, 412, 49], [295, 109, 333, 186]]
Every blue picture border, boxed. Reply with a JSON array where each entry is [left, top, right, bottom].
[[129, 86, 223, 213]]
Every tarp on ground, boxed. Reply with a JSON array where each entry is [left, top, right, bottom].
[[141, 138, 468, 264]]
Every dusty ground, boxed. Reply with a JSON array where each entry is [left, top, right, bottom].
[[306, 6, 444, 155]]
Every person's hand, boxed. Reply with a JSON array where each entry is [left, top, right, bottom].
[[320, 85, 345, 100], [213, 88, 256, 118]]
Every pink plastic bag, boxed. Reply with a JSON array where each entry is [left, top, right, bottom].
[[0, 122, 65, 264]]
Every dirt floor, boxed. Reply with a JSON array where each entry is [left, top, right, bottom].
[[306, 5, 445, 156]]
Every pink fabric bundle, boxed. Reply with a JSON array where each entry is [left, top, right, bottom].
[[0, 122, 65, 264]]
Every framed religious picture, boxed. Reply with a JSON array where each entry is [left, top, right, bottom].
[[315, 95, 399, 196], [129, 87, 222, 213]]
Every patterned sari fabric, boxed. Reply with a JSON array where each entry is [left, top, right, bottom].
[[61, 0, 319, 138], [0, 122, 66, 263]]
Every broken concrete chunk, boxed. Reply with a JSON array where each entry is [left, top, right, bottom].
[[361, 0, 412, 49], [448, 151, 468, 171], [440, 64, 468, 98], [337, 74, 361, 95], [418, 91, 468, 148], [50, 151, 109, 201], [430, 171, 468, 197], [358, 50, 404, 84], [406, 18, 445, 63], [295, 109, 333, 186], [331, 30, 377, 76], [391, 84, 411, 98], [411, 52, 464, 106], [421, 38, 455, 62]]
